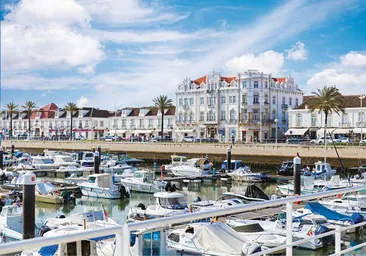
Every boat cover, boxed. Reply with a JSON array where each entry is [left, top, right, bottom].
[[193, 223, 248, 254], [36, 182, 55, 195], [306, 202, 364, 224], [38, 245, 58, 256], [245, 185, 269, 200]]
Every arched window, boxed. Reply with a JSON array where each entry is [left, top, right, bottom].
[[296, 114, 302, 127], [189, 113, 194, 122], [230, 109, 236, 121], [311, 114, 317, 127], [207, 111, 215, 121]]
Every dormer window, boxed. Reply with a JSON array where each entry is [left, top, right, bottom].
[[36, 112, 41, 119]]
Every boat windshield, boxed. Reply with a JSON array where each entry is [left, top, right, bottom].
[[172, 157, 187, 163], [314, 219, 328, 225], [41, 159, 54, 164], [88, 177, 96, 183], [82, 162, 94, 167], [59, 157, 73, 162], [159, 197, 187, 210]]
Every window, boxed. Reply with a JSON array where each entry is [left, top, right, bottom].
[[243, 109, 248, 121], [209, 97, 214, 106], [282, 111, 286, 121], [184, 113, 188, 122], [168, 118, 172, 126], [149, 119, 153, 127], [184, 98, 188, 106], [189, 113, 194, 122], [139, 119, 143, 127], [272, 96, 276, 105], [295, 98, 299, 106], [358, 112, 365, 122], [178, 113, 183, 122], [253, 93, 259, 103], [221, 96, 226, 104], [230, 109, 236, 121], [272, 109, 276, 120], [264, 94, 268, 104], [342, 114, 348, 125], [200, 97, 204, 105], [311, 114, 317, 127], [289, 98, 292, 106], [200, 111, 204, 121], [79, 121, 82, 128], [265, 81, 268, 88], [100, 121, 104, 127], [282, 97, 286, 104], [327, 116, 332, 126], [296, 114, 302, 127], [254, 81, 259, 88], [233, 96, 236, 104], [131, 119, 135, 126], [122, 119, 126, 127], [179, 98, 183, 106], [158, 118, 161, 127], [253, 109, 259, 121], [220, 110, 226, 121], [242, 81, 247, 88], [207, 111, 215, 121], [242, 95, 247, 104], [229, 96, 233, 103], [189, 98, 194, 105]]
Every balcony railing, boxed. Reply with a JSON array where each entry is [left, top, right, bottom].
[[240, 119, 275, 125]]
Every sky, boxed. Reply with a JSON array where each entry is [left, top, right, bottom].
[[1, 0, 366, 110]]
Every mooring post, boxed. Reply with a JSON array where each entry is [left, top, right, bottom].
[[226, 147, 232, 172], [22, 171, 36, 239], [94, 150, 100, 174], [294, 156, 301, 196], [0, 147, 3, 170], [97, 144, 101, 170], [11, 143, 15, 155]]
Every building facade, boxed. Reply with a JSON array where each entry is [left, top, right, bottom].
[[108, 106, 176, 139], [0, 103, 110, 139], [176, 70, 304, 142], [287, 95, 366, 140]]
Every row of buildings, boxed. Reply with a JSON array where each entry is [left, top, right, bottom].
[[0, 69, 364, 142]]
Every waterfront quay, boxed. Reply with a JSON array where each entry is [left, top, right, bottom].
[[3, 140, 366, 167]]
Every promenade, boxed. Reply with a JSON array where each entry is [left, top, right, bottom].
[[2, 140, 365, 166]]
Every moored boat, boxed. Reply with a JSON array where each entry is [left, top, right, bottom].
[[120, 170, 166, 194], [77, 174, 124, 199]]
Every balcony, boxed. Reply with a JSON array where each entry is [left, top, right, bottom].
[[228, 119, 238, 124], [241, 102, 248, 106], [253, 101, 260, 105]]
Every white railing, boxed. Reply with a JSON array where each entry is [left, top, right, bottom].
[[1, 186, 366, 255]]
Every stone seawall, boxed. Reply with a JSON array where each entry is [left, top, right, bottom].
[[2, 141, 365, 167]]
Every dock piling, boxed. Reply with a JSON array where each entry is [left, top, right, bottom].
[[21, 171, 36, 239], [11, 143, 15, 155], [0, 147, 3, 170], [226, 147, 231, 172], [94, 150, 100, 174], [294, 156, 301, 195]]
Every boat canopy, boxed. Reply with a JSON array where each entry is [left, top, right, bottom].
[[305, 202, 364, 224], [36, 182, 55, 195], [245, 185, 270, 200], [154, 192, 184, 199]]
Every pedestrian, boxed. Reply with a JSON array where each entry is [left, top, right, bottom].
[[231, 134, 235, 145]]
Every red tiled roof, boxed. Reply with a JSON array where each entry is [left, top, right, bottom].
[[192, 76, 206, 85], [31, 102, 58, 119], [221, 77, 236, 83], [272, 77, 286, 83]]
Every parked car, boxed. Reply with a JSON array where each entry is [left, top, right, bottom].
[[182, 136, 195, 142], [310, 136, 333, 145], [334, 137, 349, 144], [75, 135, 86, 140]]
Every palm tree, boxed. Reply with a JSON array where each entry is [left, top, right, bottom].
[[309, 86, 345, 163], [64, 102, 78, 140], [22, 101, 37, 139], [6, 102, 19, 138], [153, 95, 173, 140]]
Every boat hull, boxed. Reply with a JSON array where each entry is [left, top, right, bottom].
[[79, 186, 121, 199], [121, 181, 164, 194], [35, 194, 63, 205]]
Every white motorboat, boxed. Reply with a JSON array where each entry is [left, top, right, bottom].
[[167, 222, 262, 256], [102, 163, 138, 175], [12, 157, 36, 171], [277, 176, 324, 196], [128, 191, 189, 219], [52, 154, 79, 167], [77, 174, 122, 199], [231, 222, 287, 249], [120, 170, 166, 194], [312, 161, 337, 179], [170, 158, 210, 177], [226, 218, 323, 250], [320, 192, 366, 215], [227, 167, 268, 182], [31, 156, 59, 170], [163, 155, 188, 171], [55, 165, 84, 177], [0, 205, 23, 240]]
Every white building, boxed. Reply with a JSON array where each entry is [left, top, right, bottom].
[[108, 106, 176, 139], [287, 95, 366, 140], [0, 103, 110, 139], [176, 70, 304, 142]]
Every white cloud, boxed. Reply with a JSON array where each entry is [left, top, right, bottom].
[[78, 0, 189, 25], [340, 51, 366, 67], [225, 50, 285, 74], [306, 51, 366, 94], [76, 96, 90, 107], [2, 0, 103, 72], [286, 41, 307, 60]]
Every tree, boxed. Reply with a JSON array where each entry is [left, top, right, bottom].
[[153, 95, 173, 140], [6, 102, 19, 138], [309, 86, 345, 163], [64, 102, 78, 140], [22, 101, 37, 139]]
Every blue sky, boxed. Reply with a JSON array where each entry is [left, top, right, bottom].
[[1, 0, 366, 110]]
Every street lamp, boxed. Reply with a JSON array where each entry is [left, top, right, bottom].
[[274, 119, 278, 145], [359, 95, 365, 143]]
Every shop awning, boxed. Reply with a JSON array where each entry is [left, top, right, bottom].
[[176, 129, 194, 133], [317, 128, 336, 136], [108, 130, 127, 135], [132, 130, 154, 134], [285, 128, 309, 136], [333, 128, 353, 134]]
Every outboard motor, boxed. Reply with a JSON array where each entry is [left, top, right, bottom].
[[39, 225, 51, 236], [242, 242, 262, 255], [120, 185, 130, 198], [193, 197, 202, 203]]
